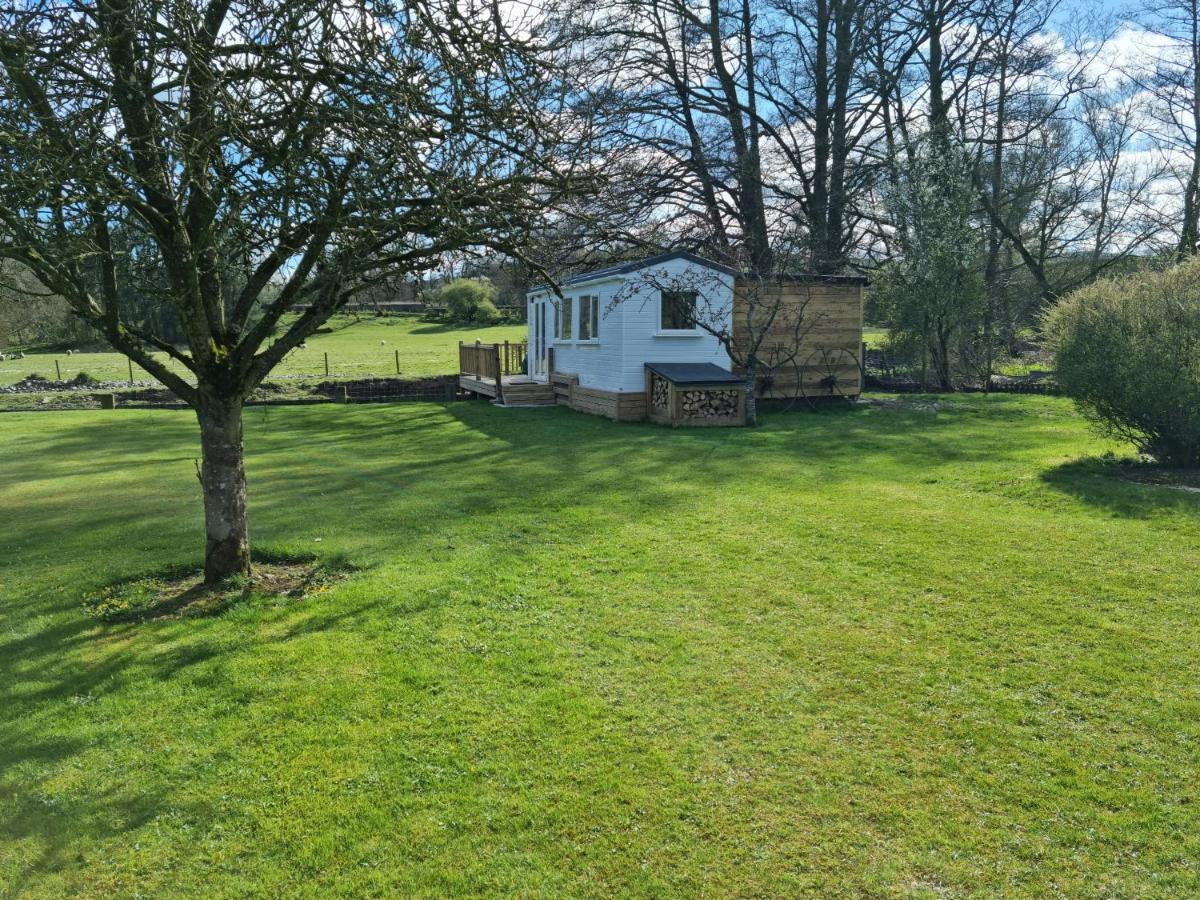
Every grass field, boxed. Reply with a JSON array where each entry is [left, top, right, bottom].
[[3, 396, 1199, 895], [0, 314, 526, 387]]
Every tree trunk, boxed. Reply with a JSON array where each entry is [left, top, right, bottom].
[[197, 397, 250, 583], [744, 359, 758, 426]]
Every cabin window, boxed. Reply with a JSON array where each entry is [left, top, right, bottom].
[[661, 290, 698, 330], [579, 295, 599, 340], [558, 297, 573, 340]]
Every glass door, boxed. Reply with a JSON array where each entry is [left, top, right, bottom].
[[533, 300, 548, 377]]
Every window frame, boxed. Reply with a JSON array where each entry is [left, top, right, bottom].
[[555, 295, 573, 342], [578, 294, 600, 342], [658, 289, 701, 334]]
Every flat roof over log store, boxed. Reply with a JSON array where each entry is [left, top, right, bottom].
[[644, 362, 745, 385]]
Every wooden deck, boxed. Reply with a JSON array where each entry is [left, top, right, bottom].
[[458, 340, 555, 405], [459, 372, 556, 405]]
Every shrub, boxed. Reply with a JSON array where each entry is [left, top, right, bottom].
[[1043, 259, 1200, 467], [439, 278, 500, 324]]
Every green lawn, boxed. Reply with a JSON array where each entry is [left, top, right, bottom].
[[0, 314, 526, 386], [2, 396, 1199, 895]]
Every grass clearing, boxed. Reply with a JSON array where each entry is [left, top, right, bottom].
[[2, 395, 1199, 895], [0, 314, 526, 387]]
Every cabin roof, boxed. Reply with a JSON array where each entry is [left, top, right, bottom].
[[528, 251, 737, 294], [528, 251, 868, 295], [644, 362, 744, 385]]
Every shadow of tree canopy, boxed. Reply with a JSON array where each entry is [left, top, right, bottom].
[[3, 394, 1197, 893], [1040, 456, 1200, 520]]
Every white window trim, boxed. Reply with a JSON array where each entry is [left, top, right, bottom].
[[577, 294, 601, 344], [657, 290, 703, 335], [556, 295, 575, 343]]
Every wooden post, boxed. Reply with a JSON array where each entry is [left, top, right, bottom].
[[128, 357, 134, 385], [324, 352, 329, 377], [395, 349, 400, 375], [493, 343, 504, 404], [54, 359, 61, 381]]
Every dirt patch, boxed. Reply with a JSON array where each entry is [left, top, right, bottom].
[[83, 556, 353, 623], [0, 374, 158, 394], [1119, 467, 1200, 494], [865, 396, 946, 414]]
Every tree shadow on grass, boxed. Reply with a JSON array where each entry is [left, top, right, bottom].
[[0, 585, 384, 889], [407, 321, 516, 336], [0, 394, 1102, 889], [1040, 456, 1200, 519]]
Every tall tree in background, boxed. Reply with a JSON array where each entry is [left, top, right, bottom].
[[589, 0, 774, 270], [876, 136, 984, 389], [759, 0, 883, 273], [0, 0, 577, 582], [1133, 0, 1200, 258]]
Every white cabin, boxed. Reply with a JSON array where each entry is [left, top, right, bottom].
[[525, 251, 736, 394], [458, 250, 864, 425]]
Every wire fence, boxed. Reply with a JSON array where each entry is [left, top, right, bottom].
[[862, 346, 1059, 395], [0, 370, 464, 413], [0, 346, 450, 389]]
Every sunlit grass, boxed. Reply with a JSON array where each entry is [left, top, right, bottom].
[[2, 395, 1198, 895], [0, 314, 526, 387]]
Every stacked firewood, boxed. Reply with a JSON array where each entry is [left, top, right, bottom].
[[651, 374, 670, 409], [679, 389, 741, 418]]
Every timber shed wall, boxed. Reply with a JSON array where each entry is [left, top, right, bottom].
[[732, 277, 865, 400]]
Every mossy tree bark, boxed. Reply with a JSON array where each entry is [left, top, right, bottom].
[[198, 397, 250, 583]]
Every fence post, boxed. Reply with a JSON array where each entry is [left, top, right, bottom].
[[395, 349, 400, 375], [493, 343, 504, 405], [128, 357, 134, 385], [55, 359, 61, 381], [324, 352, 329, 377]]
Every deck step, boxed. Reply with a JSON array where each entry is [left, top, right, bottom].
[[498, 382, 557, 406]]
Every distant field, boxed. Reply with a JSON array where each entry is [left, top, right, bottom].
[[863, 326, 887, 348], [0, 314, 527, 387]]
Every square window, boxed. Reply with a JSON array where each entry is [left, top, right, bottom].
[[661, 290, 698, 330]]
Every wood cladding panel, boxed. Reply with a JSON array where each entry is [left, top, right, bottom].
[[732, 279, 864, 398]]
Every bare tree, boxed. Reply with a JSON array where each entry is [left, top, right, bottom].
[[0, 0, 578, 582], [584, 0, 775, 270], [756, 0, 889, 273], [1131, 0, 1200, 257]]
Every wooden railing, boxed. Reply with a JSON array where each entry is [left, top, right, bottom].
[[458, 340, 527, 382]]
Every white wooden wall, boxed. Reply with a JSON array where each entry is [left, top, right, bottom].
[[527, 258, 733, 394]]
